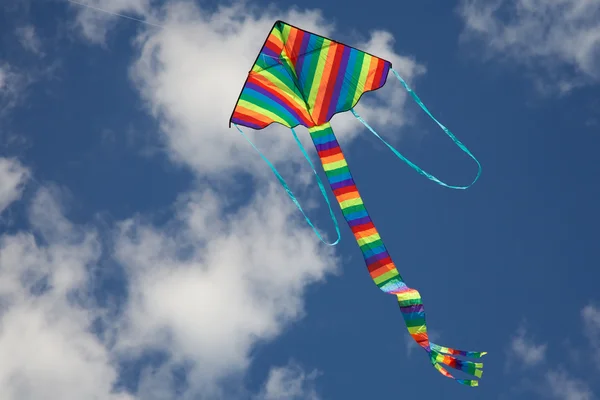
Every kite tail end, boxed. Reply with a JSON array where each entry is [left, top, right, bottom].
[[428, 342, 486, 386]]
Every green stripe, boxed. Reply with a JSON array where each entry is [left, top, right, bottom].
[[359, 238, 384, 251], [243, 92, 297, 126], [341, 204, 366, 216], [404, 317, 427, 328], [309, 127, 332, 139], [302, 36, 324, 108], [397, 298, 423, 306]]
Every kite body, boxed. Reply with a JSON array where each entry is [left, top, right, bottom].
[[230, 20, 485, 386]]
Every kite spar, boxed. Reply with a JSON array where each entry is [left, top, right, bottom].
[[229, 20, 485, 386]]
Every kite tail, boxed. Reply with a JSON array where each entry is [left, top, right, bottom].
[[397, 288, 485, 386], [308, 122, 485, 386], [233, 123, 341, 245], [350, 68, 482, 190]]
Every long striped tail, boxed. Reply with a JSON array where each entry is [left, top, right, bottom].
[[308, 122, 486, 386]]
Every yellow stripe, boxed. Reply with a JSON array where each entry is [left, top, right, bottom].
[[396, 290, 420, 301], [322, 159, 347, 171], [357, 233, 381, 246], [339, 197, 363, 209], [308, 123, 331, 133], [373, 269, 399, 285], [238, 100, 288, 126], [408, 325, 427, 335]]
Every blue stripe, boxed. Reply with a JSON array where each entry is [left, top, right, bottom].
[[312, 133, 336, 145], [363, 245, 386, 259], [329, 171, 352, 183]]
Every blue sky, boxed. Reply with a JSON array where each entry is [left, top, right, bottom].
[[0, 0, 599, 399]]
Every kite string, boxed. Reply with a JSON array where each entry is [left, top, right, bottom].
[[350, 68, 481, 190], [233, 123, 340, 246], [66, 0, 164, 29]]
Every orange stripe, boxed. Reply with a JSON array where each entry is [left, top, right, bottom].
[[321, 152, 345, 164], [336, 191, 360, 203], [370, 263, 396, 279], [267, 34, 283, 53], [311, 42, 336, 120], [353, 227, 377, 239], [235, 106, 272, 124], [282, 27, 299, 67], [286, 27, 299, 54]]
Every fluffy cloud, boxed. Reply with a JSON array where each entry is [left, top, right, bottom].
[[0, 63, 26, 118], [257, 361, 321, 400], [545, 369, 594, 400], [582, 304, 600, 369], [458, 0, 600, 93], [0, 157, 29, 214], [505, 307, 600, 400], [0, 186, 131, 400], [15, 24, 43, 56], [508, 325, 547, 367], [112, 184, 338, 397]]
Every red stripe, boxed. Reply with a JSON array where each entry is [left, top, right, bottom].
[[332, 184, 358, 196], [290, 28, 304, 63], [317, 44, 345, 124], [367, 256, 392, 273], [264, 36, 282, 55], [233, 110, 266, 128], [317, 146, 341, 158], [351, 222, 375, 234]]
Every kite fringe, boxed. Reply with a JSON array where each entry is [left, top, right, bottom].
[[428, 343, 486, 386]]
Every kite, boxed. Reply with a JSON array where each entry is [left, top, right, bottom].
[[229, 20, 486, 386]]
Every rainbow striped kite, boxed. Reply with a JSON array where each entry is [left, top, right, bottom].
[[230, 20, 486, 386]]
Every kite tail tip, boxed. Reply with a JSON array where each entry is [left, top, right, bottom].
[[428, 344, 485, 387]]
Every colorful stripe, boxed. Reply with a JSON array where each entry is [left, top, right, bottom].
[[308, 123, 485, 386], [230, 20, 391, 129]]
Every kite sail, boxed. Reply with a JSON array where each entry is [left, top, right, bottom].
[[229, 20, 485, 386]]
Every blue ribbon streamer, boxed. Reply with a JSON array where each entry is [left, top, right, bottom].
[[234, 123, 341, 245], [350, 67, 481, 190]]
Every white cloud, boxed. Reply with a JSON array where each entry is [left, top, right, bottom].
[[0, 63, 26, 117], [112, 183, 338, 397], [0, 157, 29, 214], [16, 24, 43, 55], [582, 304, 600, 368], [257, 361, 321, 400], [0, 186, 132, 400], [458, 0, 600, 93], [545, 369, 595, 400], [509, 326, 547, 367]]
